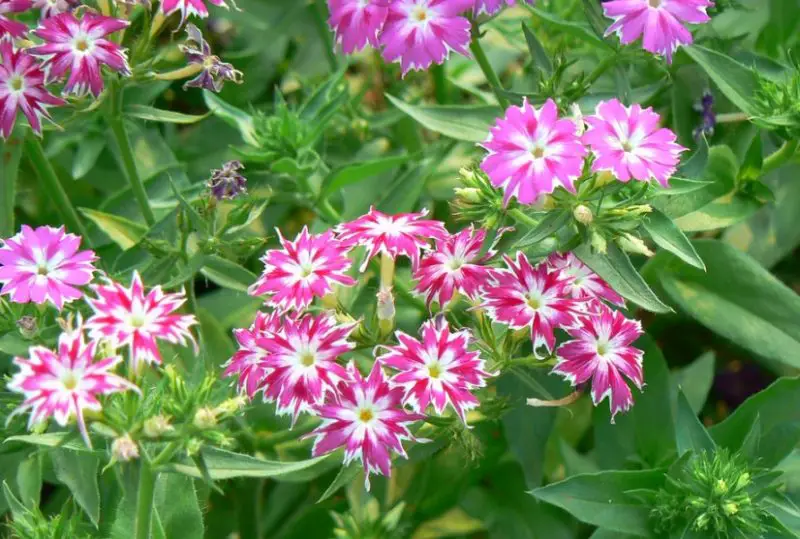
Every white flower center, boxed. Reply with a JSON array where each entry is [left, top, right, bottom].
[[72, 34, 94, 54], [374, 215, 408, 237], [427, 361, 444, 379], [526, 292, 544, 310], [298, 350, 316, 367], [356, 404, 377, 425], [8, 74, 25, 94], [596, 338, 610, 357], [411, 6, 429, 23], [61, 369, 79, 391], [445, 256, 465, 271]]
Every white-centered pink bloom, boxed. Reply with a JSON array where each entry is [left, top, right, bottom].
[[473, 0, 531, 16], [378, 319, 492, 423], [603, 0, 713, 62], [328, 0, 388, 54], [255, 313, 356, 423], [482, 252, 581, 355], [85, 272, 198, 372], [480, 98, 587, 206], [0, 225, 96, 310], [336, 207, 447, 271], [8, 325, 139, 447], [223, 311, 281, 399], [30, 13, 130, 97], [413, 226, 493, 308], [310, 361, 422, 489], [583, 99, 686, 188], [379, 0, 472, 75], [0, 0, 31, 38], [552, 306, 644, 421], [249, 227, 356, 313], [160, 0, 227, 25], [547, 252, 624, 307], [0, 40, 65, 139]]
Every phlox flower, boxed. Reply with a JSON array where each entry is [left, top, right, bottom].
[[583, 98, 686, 188], [224, 311, 282, 399], [336, 207, 447, 271], [327, 0, 388, 54], [249, 227, 356, 313], [379, 0, 472, 75], [603, 0, 713, 62], [547, 252, 624, 307], [32, 0, 75, 19], [378, 319, 492, 423], [480, 98, 587, 206], [30, 12, 130, 97], [482, 252, 581, 355], [0, 225, 96, 310], [180, 23, 242, 93], [85, 271, 198, 372], [473, 0, 531, 16], [8, 324, 139, 447], [160, 0, 228, 25], [552, 305, 644, 421], [0, 0, 30, 38], [310, 361, 422, 489]]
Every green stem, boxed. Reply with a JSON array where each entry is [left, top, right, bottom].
[[24, 137, 91, 242], [762, 139, 799, 175], [507, 208, 539, 229], [583, 53, 618, 88], [469, 23, 509, 109], [431, 63, 449, 104], [311, 0, 338, 72], [107, 80, 156, 226], [134, 462, 156, 539]]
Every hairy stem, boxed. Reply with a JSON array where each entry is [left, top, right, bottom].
[[469, 23, 509, 109]]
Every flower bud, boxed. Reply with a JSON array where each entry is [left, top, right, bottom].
[[16, 316, 38, 339], [617, 233, 655, 257], [590, 230, 608, 254], [111, 434, 140, 462], [570, 103, 585, 135], [186, 438, 203, 457], [377, 287, 395, 336], [572, 204, 593, 225], [594, 170, 616, 187], [723, 502, 739, 516], [193, 407, 218, 430], [214, 396, 247, 417], [694, 513, 710, 530], [143, 415, 174, 438], [454, 187, 482, 204], [713, 479, 729, 496]]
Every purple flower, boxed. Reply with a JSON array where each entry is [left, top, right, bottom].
[[207, 160, 247, 200], [180, 23, 242, 92], [0, 0, 31, 38]]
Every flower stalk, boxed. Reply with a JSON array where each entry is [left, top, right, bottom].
[[134, 461, 156, 539], [469, 22, 509, 109]]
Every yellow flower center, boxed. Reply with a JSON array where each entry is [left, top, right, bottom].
[[527, 296, 541, 310], [9, 75, 23, 92], [62, 370, 78, 391], [428, 364, 442, 379], [75, 38, 90, 52], [648, 0, 662, 7], [358, 409, 374, 422], [299, 351, 316, 367], [531, 147, 545, 159]]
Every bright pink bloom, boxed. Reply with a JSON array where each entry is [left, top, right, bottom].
[[553, 306, 644, 421], [379, 0, 472, 75], [310, 361, 422, 489], [482, 252, 581, 355], [32, 0, 74, 19], [0, 41, 65, 139], [224, 311, 281, 399], [547, 252, 624, 307], [85, 272, 198, 372], [413, 226, 493, 308], [0, 225, 96, 310], [378, 319, 492, 423], [583, 99, 686, 188], [480, 98, 587, 206], [30, 13, 130, 97], [603, 0, 713, 62], [473, 0, 531, 16], [249, 227, 356, 313], [328, 0, 387, 54], [254, 313, 355, 423], [336, 207, 447, 271], [0, 0, 30, 38], [160, 0, 227, 25], [8, 325, 139, 447]]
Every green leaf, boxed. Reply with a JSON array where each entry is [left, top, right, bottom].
[[162, 447, 332, 480], [642, 209, 705, 270], [321, 154, 412, 199], [51, 449, 100, 527], [125, 105, 210, 124], [530, 469, 665, 536], [15, 453, 41, 507], [515, 210, 570, 250], [574, 242, 672, 313], [0, 136, 22, 237], [153, 474, 204, 539], [385, 94, 499, 142], [200, 255, 258, 293], [202, 91, 258, 146], [168, 176, 209, 236], [526, 6, 613, 49], [521, 22, 552, 74], [318, 463, 360, 503], [72, 135, 105, 180], [673, 192, 762, 232], [683, 45, 760, 116], [80, 208, 148, 250], [3, 481, 29, 522], [675, 389, 715, 456], [740, 132, 764, 182], [5, 433, 95, 453], [377, 159, 432, 214], [671, 351, 715, 415]]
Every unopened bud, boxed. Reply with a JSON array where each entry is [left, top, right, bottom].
[[531, 194, 556, 211], [214, 396, 247, 417], [454, 187, 482, 204], [736, 472, 751, 490], [143, 415, 174, 438], [111, 434, 140, 462], [617, 233, 654, 257], [16, 316, 38, 339], [570, 103, 585, 135], [694, 513, 710, 530], [458, 167, 479, 184], [186, 438, 203, 457], [723, 502, 739, 516], [628, 204, 653, 216], [572, 204, 593, 225], [713, 479, 729, 496], [193, 407, 217, 430], [590, 230, 608, 254], [594, 171, 616, 187], [377, 287, 395, 336]]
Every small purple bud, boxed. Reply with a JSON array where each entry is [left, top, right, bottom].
[[694, 91, 716, 140], [207, 160, 247, 200], [180, 23, 242, 93]]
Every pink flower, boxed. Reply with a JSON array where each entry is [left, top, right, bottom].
[[310, 361, 422, 489], [85, 271, 198, 372], [583, 99, 686, 188], [30, 13, 130, 97], [473, 0, 531, 16], [336, 207, 447, 272], [603, 0, 713, 62], [328, 0, 388, 54], [480, 98, 587, 206], [379, 0, 472, 75], [547, 252, 624, 307], [8, 324, 139, 447], [482, 252, 581, 355], [0, 40, 65, 139], [378, 319, 492, 423], [254, 313, 356, 423], [413, 226, 493, 308], [32, 0, 75, 19], [249, 227, 356, 313], [160, 0, 227, 25], [552, 306, 644, 421], [0, 225, 97, 310], [0, 0, 31, 38], [223, 311, 281, 399]]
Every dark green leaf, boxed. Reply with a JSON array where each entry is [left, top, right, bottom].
[[671, 351, 715, 415], [153, 474, 204, 539], [521, 23, 553, 74], [200, 255, 258, 292], [72, 135, 105, 180], [80, 208, 148, 250], [515, 210, 570, 250], [15, 453, 41, 507], [683, 46, 760, 116], [0, 136, 22, 237], [642, 209, 705, 270], [5, 433, 95, 453], [202, 91, 257, 146], [740, 132, 764, 181], [385, 94, 499, 142], [321, 154, 412, 198], [318, 463, 360, 503], [526, 6, 613, 49], [126, 105, 210, 124], [3, 481, 29, 522], [675, 389, 715, 456], [168, 176, 210, 236], [162, 447, 332, 480], [51, 449, 100, 527]]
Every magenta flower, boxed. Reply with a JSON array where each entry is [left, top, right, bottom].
[[310, 361, 422, 489], [85, 272, 198, 372], [473, 0, 531, 16], [379, 319, 492, 423], [0, 0, 31, 38], [328, 0, 388, 54], [583, 99, 686, 188], [0, 41, 65, 139], [480, 98, 587, 206], [603, 0, 713, 62], [547, 252, 624, 307], [224, 311, 281, 399], [249, 227, 357, 313], [160, 0, 227, 25], [8, 325, 139, 447], [413, 226, 493, 308], [0, 225, 97, 310], [482, 252, 581, 355], [336, 207, 447, 272], [32, 0, 75, 19], [379, 0, 472, 75], [255, 313, 356, 423], [30, 13, 130, 97], [552, 306, 644, 421]]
